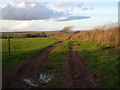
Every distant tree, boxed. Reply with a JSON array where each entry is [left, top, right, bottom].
[[41, 32, 47, 37], [25, 34, 31, 38]]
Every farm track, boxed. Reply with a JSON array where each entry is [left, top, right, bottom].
[[68, 42, 99, 88], [4, 41, 62, 88]]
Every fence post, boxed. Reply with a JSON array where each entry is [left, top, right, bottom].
[[8, 36, 11, 55]]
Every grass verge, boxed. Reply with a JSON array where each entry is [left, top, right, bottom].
[[75, 40, 119, 88]]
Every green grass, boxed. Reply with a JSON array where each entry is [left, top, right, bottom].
[[2, 38, 58, 67], [2, 37, 119, 88], [75, 40, 119, 88], [39, 40, 70, 88]]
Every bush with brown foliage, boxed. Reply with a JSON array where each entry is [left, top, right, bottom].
[[59, 26, 73, 34]]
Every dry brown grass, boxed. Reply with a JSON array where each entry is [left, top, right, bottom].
[[51, 23, 119, 47]]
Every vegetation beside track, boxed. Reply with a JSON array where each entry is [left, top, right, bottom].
[[2, 38, 58, 67]]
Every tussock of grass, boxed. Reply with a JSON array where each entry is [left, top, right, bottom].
[[2, 38, 57, 67], [76, 40, 119, 88], [39, 40, 70, 88]]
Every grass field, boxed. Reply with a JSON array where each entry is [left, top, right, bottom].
[[75, 40, 119, 88], [2, 35, 119, 88], [2, 38, 120, 88], [2, 38, 57, 67]]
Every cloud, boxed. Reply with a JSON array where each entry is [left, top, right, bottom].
[[54, 2, 84, 8], [1, 2, 65, 20], [54, 2, 93, 15], [1, 1, 91, 21], [89, 7, 94, 11], [81, 7, 94, 11], [75, 2, 84, 7], [57, 15, 90, 21], [54, 2, 72, 8], [12, 0, 37, 3], [9, 21, 32, 30], [81, 7, 89, 11]]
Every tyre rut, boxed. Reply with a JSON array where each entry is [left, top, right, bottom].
[[5, 41, 62, 88], [68, 42, 99, 88]]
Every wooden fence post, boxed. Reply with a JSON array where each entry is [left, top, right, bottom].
[[8, 36, 11, 55]]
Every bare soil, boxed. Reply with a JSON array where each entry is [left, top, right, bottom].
[[3, 42, 62, 88], [68, 43, 100, 88]]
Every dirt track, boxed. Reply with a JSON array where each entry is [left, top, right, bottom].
[[3, 41, 100, 88], [4, 42, 61, 88], [68, 43, 99, 88]]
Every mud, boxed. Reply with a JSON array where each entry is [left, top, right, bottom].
[[68, 43, 99, 88]]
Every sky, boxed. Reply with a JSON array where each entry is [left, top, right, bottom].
[[0, 0, 119, 32]]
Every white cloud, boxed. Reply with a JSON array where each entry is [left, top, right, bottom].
[[1, 2, 66, 20], [1, 2, 91, 21], [81, 7, 89, 11], [9, 21, 32, 30], [12, 0, 37, 3], [57, 15, 90, 21], [18, 1, 26, 8], [54, 2, 84, 8]]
